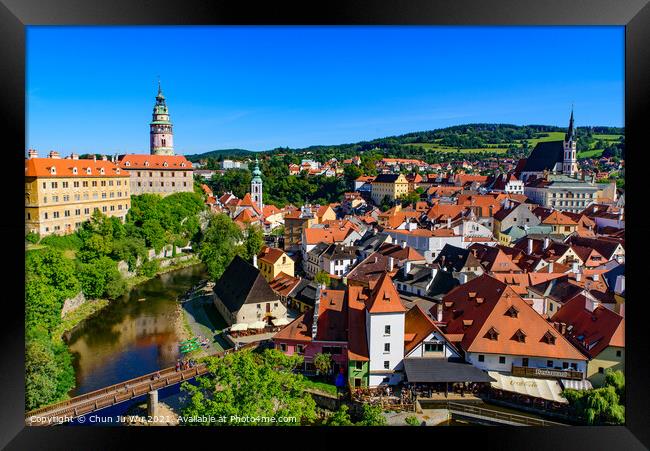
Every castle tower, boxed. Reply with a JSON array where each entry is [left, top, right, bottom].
[[150, 80, 174, 155], [251, 158, 263, 211], [562, 108, 578, 177]]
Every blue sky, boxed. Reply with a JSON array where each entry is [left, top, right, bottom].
[[27, 26, 624, 155]]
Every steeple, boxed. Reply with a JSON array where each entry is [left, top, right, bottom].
[[251, 157, 263, 211], [562, 107, 577, 176], [565, 106, 575, 142]]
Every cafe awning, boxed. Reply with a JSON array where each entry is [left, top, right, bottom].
[[249, 321, 267, 330], [560, 378, 593, 391], [272, 318, 290, 327], [230, 323, 248, 331], [488, 372, 568, 404]]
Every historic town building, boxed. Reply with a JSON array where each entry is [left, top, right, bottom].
[[25, 150, 131, 236], [251, 158, 264, 212]]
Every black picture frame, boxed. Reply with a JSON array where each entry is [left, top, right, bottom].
[[1, 0, 647, 449]]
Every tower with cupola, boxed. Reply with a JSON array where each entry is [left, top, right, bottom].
[[251, 158, 263, 211], [562, 108, 578, 177], [150, 80, 175, 156]]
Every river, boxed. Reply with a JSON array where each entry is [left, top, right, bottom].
[[65, 263, 209, 397]]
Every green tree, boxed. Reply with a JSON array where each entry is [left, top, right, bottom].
[[313, 353, 333, 376], [180, 349, 316, 426], [137, 258, 161, 278], [77, 256, 125, 300], [197, 213, 243, 280], [405, 415, 421, 426], [314, 271, 331, 287], [357, 404, 387, 426], [604, 369, 625, 399], [25, 232, 40, 244], [400, 191, 421, 208], [242, 225, 264, 261], [326, 405, 353, 426]]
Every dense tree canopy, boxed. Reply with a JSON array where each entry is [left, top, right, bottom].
[[181, 349, 317, 426], [563, 370, 625, 424]]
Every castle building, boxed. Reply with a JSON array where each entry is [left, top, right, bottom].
[[150, 81, 174, 156], [25, 150, 131, 236], [118, 82, 193, 196]]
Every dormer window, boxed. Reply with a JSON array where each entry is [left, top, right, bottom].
[[72, 167, 78, 175], [100, 167, 105, 175], [86, 167, 91, 175], [125, 161, 131, 167], [163, 161, 168, 167], [181, 162, 186, 167], [484, 327, 499, 341], [505, 306, 519, 318], [542, 331, 557, 345], [50, 166, 56, 175], [144, 161, 149, 167], [512, 329, 526, 343]]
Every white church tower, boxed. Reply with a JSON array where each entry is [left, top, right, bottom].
[[251, 158, 263, 211], [562, 108, 578, 177]]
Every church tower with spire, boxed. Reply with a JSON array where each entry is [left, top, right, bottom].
[[150, 80, 175, 156], [251, 158, 263, 211], [562, 108, 578, 176]]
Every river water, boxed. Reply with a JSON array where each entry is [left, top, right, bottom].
[[66, 263, 209, 397]]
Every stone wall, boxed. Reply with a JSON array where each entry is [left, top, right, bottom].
[[159, 254, 194, 269], [61, 291, 86, 317]]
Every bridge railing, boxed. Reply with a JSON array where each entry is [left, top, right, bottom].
[[447, 402, 568, 426]]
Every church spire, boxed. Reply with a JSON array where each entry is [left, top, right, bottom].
[[565, 106, 575, 142]]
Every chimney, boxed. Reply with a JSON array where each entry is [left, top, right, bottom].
[[436, 303, 443, 322], [458, 272, 468, 285], [543, 237, 550, 250], [253, 254, 258, 268], [71, 153, 79, 160], [48, 150, 60, 159], [27, 149, 38, 159], [403, 260, 412, 277], [561, 322, 567, 335], [447, 217, 451, 229], [387, 256, 394, 272], [575, 270, 582, 282], [614, 275, 625, 294], [93, 154, 97, 162], [527, 238, 533, 256], [401, 241, 406, 249], [592, 273, 599, 282], [571, 262, 579, 274], [102, 155, 107, 161], [547, 262, 554, 273]]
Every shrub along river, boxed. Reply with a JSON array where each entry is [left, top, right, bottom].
[[65, 263, 209, 397]]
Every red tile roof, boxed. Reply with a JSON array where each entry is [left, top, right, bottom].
[[117, 154, 192, 169], [25, 158, 128, 178], [365, 273, 407, 314], [550, 294, 624, 358], [438, 274, 585, 360]]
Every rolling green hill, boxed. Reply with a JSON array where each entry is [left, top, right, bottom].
[[187, 124, 624, 163]]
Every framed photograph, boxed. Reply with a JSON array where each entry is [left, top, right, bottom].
[[1, 0, 647, 449]]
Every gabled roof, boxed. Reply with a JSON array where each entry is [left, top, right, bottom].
[[346, 252, 398, 288], [258, 246, 290, 265], [551, 294, 624, 358], [315, 289, 347, 341], [468, 244, 521, 273], [273, 310, 313, 343], [268, 272, 301, 297], [377, 242, 425, 262], [213, 255, 277, 313], [373, 173, 404, 183], [434, 244, 481, 272], [365, 273, 407, 314], [438, 274, 585, 360], [404, 304, 442, 354], [521, 141, 564, 173]]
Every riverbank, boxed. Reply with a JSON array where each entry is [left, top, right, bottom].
[[54, 298, 110, 343]]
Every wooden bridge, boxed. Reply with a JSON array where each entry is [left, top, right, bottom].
[[25, 363, 208, 426], [25, 342, 261, 427]]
